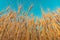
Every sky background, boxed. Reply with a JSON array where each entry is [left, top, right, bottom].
[[0, 0, 60, 18]]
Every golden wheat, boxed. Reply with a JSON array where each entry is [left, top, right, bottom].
[[0, 6, 60, 40]]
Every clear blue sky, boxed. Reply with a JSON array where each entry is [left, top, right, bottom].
[[0, 0, 60, 18]]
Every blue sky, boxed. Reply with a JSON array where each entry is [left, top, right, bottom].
[[0, 0, 60, 18]]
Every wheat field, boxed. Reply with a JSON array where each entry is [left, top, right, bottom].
[[0, 6, 60, 40]]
